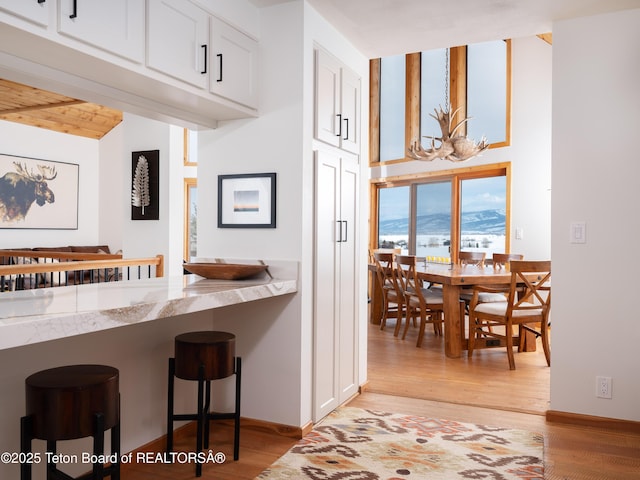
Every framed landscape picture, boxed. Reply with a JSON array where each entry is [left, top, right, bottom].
[[0, 153, 78, 230], [218, 173, 276, 228]]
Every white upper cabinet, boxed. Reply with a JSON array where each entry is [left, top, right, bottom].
[[209, 15, 258, 110], [57, 0, 144, 63], [0, 0, 51, 27], [147, 0, 209, 89], [315, 48, 361, 155]]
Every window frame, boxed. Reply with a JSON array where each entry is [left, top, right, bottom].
[[183, 177, 197, 262], [369, 40, 511, 166], [369, 162, 511, 263]]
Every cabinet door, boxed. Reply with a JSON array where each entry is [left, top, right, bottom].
[[314, 49, 341, 148], [209, 16, 258, 109], [0, 0, 50, 27], [313, 150, 341, 420], [315, 48, 361, 154], [147, 0, 208, 89], [58, 0, 144, 62], [313, 150, 359, 421], [339, 67, 361, 154], [337, 157, 359, 401]]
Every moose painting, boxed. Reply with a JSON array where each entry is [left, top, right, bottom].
[[0, 154, 78, 229]]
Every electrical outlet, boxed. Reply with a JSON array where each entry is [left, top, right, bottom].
[[596, 376, 612, 399]]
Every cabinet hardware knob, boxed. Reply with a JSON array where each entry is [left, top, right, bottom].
[[336, 114, 342, 137], [69, 0, 77, 18]]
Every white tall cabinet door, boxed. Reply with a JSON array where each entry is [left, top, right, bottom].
[[147, 0, 209, 88], [315, 49, 341, 149], [209, 16, 258, 109], [314, 48, 361, 154], [0, 0, 50, 27], [58, 0, 144, 62], [314, 149, 359, 421], [339, 67, 361, 155]]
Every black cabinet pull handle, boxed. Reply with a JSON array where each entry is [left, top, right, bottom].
[[343, 118, 349, 140], [217, 54, 223, 82], [342, 220, 348, 242], [38, 0, 45, 4], [336, 221, 343, 243], [69, 0, 77, 18], [336, 114, 342, 137], [201, 45, 207, 74]]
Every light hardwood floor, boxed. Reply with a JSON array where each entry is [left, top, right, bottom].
[[121, 318, 640, 480]]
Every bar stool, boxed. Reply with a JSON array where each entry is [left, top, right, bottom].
[[20, 364, 120, 480], [167, 331, 241, 477]]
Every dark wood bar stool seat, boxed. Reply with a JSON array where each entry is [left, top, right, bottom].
[[21, 364, 120, 480], [167, 331, 241, 477]]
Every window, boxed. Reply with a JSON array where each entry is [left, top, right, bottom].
[[467, 40, 510, 146], [379, 55, 406, 162], [370, 40, 511, 164], [372, 164, 510, 262]]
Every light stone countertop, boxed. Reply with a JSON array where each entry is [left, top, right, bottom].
[[0, 264, 297, 351]]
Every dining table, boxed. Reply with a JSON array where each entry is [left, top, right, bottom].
[[369, 260, 537, 359]]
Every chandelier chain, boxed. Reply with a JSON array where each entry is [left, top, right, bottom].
[[444, 48, 449, 108]]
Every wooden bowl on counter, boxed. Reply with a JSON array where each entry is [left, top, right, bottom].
[[183, 263, 269, 280]]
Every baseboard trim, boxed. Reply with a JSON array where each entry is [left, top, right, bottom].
[[546, 410, 640, 434]]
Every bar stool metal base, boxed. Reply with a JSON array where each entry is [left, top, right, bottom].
[[167, 331, 241, 477]]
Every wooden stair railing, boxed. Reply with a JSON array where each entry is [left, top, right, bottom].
[[0, 252, 164, 291]]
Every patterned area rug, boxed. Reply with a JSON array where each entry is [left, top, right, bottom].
[[256, 407, 544, 479]]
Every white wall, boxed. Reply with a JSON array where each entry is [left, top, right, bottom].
[[369, 35, 553, 261], [0, 121, 101, 249], [195, 0, 369, 427], [197, 1, 307, 427], [120, 113, 185, 277], [98, 123, 125, 252], [550, 9, 640, 421]]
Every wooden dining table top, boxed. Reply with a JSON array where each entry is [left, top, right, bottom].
[[416, 263, 515, 285]]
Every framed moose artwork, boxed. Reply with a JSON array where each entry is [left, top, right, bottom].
[[0, 154, 79, 230]]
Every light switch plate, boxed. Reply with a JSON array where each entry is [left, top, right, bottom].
[[570, 221, 586, 244]]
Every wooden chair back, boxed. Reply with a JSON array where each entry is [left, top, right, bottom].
[[372, 252, 399, 294], [492, 253, 524, 269], [458, 251, 486, 266], [507, 260, 551, 316], [394, 255, 418, 301]]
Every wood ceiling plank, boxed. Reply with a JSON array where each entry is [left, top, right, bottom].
[[0, 78, 123, 139]]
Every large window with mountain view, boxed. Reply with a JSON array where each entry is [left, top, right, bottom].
[[374, 165, 509, 262]]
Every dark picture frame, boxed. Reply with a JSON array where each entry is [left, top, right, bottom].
[[218, 173, 276, 228], [131, 150, 160, 220], [0, 153, 79, 230]]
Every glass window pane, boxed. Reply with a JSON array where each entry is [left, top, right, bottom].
[[416, 182, 451, 260], [378, 186, 410, 252], [420, 48, 448, 142], [459, 176, 506, 258], [466, 40, 507, 144], [379, 55, 406, 161]]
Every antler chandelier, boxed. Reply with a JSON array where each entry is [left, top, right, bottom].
[[407, 104, 489, 162], [407, 47, 488, 162]]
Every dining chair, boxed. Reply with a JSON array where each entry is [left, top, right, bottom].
[[492, 252, 524, 269], [458, 251, 486, 267], [395, 255, 444, 347], [372, 251, 405, 336], [468, 260, 551, 370], [458, 251, 487, 305]]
